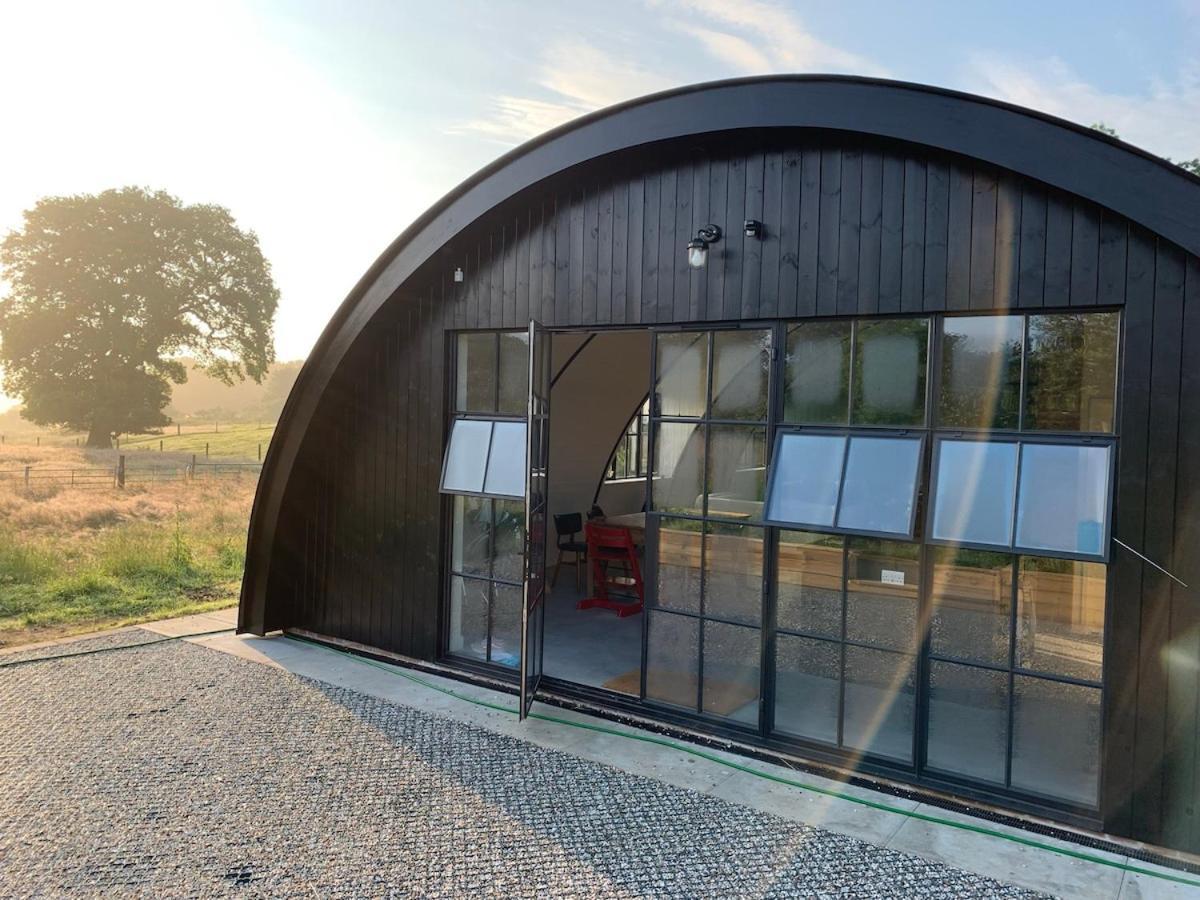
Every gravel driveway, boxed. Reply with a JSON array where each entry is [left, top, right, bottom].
[[0, 630, 1048, 898]]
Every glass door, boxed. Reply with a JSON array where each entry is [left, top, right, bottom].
[[520, 320, 551, 719]]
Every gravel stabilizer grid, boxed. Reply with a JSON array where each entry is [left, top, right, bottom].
[[0, 630, 1051, 898]]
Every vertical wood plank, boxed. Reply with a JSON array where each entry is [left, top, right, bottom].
[[724, 154, 747, 321], [901, 157, 927, 313], [742, 152, 765, 320], [674, 162, 694, 322], [542, 198, 558, 323], [658, 167, 678, 322], [816, 148, 841, 316], [569, 190, 585, 324], [837, 148, 862, 317], [777, 148, 802, 318], [582, 186, 599, 325], [597, 182, 614, 324], [968, 169, 997, 310], [515, 211, 531, 325], [1070, 202, 1101, 307], [612, 179, 629, 325], [642, 172, 660, 323], [993, 175, 1022, 310], [1018, 187, 1047, 308], [705, 159, 728, 321], [922, 159, 950, 313], [878, 152, 904, 314], [555, 195, 570, 325], [1097, 212, 1129, 308], [945, 163, 973, 311], [760, 150, 782, 319], [689, 159, 711, 321], [797, 148, 822, 317], [1043, 193, 1073, 308], [528, 201, 544, 322], [627, 176, 644, 323]]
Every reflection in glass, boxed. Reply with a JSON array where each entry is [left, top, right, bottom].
[[482, 421, 527, 498], [1025, 312, 1118, 433], [491, 499, 526, 583], [702, 621, 761, 725], [456, 332, 497, 412], [656, 331, 709, 417], [938, 315, 1023, 429], [776, 531, 844, 638], [1011, 677, 1101, 806], [1017, 558, 1106, 683], [451, 496, 491, 576], [837, 437, 922, 536], [1015, 443, 1111, 556], [929, 547, 1013, 666], [842, 645, 915, 763], [652, 421, 706, 515], [926, 661, 1009, 784], [442, 419, 493, 494], [785, 321, 851, 424], [852, 318, 929, 426], [490, 583, 522, 668], [497, 330, 531, 415], [447, 575, 489, 661], [845, 538, 919, 652], [654, 517, 702, 614], [711, 330, 771, 420], [706, 426, 766, 519], [774, 634, 841, 744], [703, 523, 763, 624], [764, 432, 846, 527], [931, 440, 1018, 546], [645, 611, 699, 709]]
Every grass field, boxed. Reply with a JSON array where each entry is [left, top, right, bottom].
[[1, 421, 273, 461], [0, 444, 255, 648]]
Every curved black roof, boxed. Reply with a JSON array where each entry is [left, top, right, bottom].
[[239, 74, 1200, 633]]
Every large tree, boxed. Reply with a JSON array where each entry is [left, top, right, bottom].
[[0, 187, 278, 446]]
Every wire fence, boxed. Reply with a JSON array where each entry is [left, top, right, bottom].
[[0, 457, 263, 491]]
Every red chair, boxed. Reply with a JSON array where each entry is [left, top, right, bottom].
[[579, 522, 644, 617]]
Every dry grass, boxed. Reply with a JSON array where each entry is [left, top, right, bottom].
[[0, 445, 255, 648]]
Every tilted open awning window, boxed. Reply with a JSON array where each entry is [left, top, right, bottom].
[[439, 417, 527, 500], [763, 430, 924, 539]]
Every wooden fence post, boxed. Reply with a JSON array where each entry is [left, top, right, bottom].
[[177, 423, 181, 436], [159, 439, 163, 452], [191, 453, 197, 481], [23, 465, 30, 488], [115, 436, 120, 449], [36, 436, 39, 447], [117, 455, 125, 488], [258, 442, 262, 461], [205, 442, 209, 459]]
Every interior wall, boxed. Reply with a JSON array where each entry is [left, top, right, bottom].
[[548, 330, 651, 543]]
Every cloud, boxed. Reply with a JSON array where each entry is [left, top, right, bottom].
[[964, 53, 1200, 162]]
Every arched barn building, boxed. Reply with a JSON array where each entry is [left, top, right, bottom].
[[239, 76, 1200, 855]]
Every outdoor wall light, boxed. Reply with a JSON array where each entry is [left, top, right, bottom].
[[744, 219, 763, 238], [454, 267, 464, 283], [686, 224, 722, 269]]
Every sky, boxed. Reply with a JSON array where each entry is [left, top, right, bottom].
[[1, 0, 1198, 409]]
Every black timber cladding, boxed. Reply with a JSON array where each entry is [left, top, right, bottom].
[[241, 78, 1200, 854]]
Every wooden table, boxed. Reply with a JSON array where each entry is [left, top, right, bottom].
[[585, 512, 646, 596]]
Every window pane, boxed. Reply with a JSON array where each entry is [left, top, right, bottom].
[[451, 496, 492, 576], [764, 432, 846, 527], [836, 437, 922, 536], [711, 329, 770, 420], [652, 421, 705, 516], [851, 318, 928, 426], [1011, 677, 1101, 806], [706, 425, 766, 519], [776, 531, 844, 638], [843, 645, 915, 763], [926, 661, 1009, 785], [442, 419, 492, 494], [492, 499, 526, 583], [703, 523, 763, 625], [785, 321, 851, 424], [845, 538, 919, 652], [456, 333, 497, 412], [447, 575, 489, 661], [702, 621, 761, 726], [1017, 558, 1106, 683], [656, 331, 709, 417], [1024, 312, 1118, 433], [1015, 443, 1111, 557], [938, 315, 1023, 429], [774, 634, 841, 744], [490, 583, 522, 668], [645, 611, 699, 710], [483, 421, 527, 498], [931, 440, 1018, 546], [929, 547, 1013, 666], [497, 330, 531, 415], [654, 517, 702, 614]]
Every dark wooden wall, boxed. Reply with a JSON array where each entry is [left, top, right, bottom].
[[263, 130, 1200, 853]]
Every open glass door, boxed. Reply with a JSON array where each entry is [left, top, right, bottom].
[[520, 320, 551, 719]]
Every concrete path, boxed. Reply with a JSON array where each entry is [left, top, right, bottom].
[[0, 611, 1194, 898]]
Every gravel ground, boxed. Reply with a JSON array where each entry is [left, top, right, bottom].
[[0, 631, 1050, 898]]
